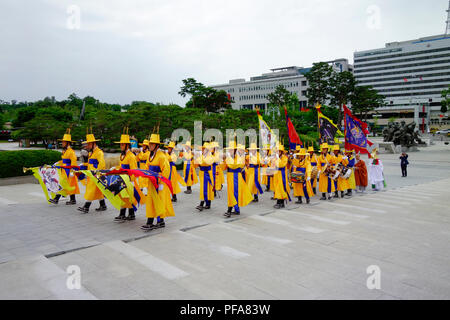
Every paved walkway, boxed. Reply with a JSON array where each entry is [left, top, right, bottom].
[[0, 143, 449, 299]]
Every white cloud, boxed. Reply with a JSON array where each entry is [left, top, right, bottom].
[[1, 0, 448, 105]]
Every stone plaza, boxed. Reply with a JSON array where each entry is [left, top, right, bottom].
[[0, 142, 449, 299]]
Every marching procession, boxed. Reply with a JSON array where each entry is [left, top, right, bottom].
[[25, 104, 384, 233], [34, 118, 383, 233]]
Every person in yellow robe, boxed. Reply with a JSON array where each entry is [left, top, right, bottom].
[[136, 138, 150, 190], [113, 133, 139, 222], [260, 146, 274, 192], [343, 149, 356, 196], [165, 141, 185, 202], [180, 140, 198, 194], [331, 146, 349, 198], [194, 142, 215, 211], [211, 141, 224, 194], [141, 133, 175, 231], [77, 133, 107, 213], [49, 129, 80, 205], [273, 144, 291, 209], [223, 142, 253, 218], [317, 143, 335, 200], [246, 143, 264, 202], [307, 146, 318, 195], [292, 148, 314, 204]]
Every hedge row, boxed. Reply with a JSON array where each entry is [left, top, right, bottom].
[[0, 150, 61, 178]]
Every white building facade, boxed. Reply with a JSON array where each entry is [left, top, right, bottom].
[[211, 59, 352, 111], [353, 34, 450, 130]]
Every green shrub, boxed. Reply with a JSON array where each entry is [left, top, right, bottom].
[[0, 150, 61, 178]]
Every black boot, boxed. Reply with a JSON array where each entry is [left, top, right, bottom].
[[49, 194, 61, 204], [65, 194, 76, 205], [141, 218, 155, 231], [224, 207, 232, 218], [252, 194, 259, 202], [184, 186, 192, 194], [155, 218, 165, 229], [204, 200, 211, 210], [274, 199, 282, 209], [295, 197, 303, 204], [320, 193, 326, 200], [172, 194, 177, 202], [127, 208, 135, 220], [334, 191, 339, 198], [95, 199, 107, 211], [77, 201, 91, 213], [114, 208, 127, 222], [306, 197, 310, 204], [341, 191, 345, 198], [196, 201, 205, 211], [346, 189, 352, 196]]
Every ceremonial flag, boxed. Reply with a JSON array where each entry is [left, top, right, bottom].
[[256, 108, 277, 149], [343, 104, 373, 154], [28, 166, 72, 202], [284, 106, 302, 150], [317, 105, 342, 144]]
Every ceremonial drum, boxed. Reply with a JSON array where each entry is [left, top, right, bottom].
[[290, 172, 306, 183], [311, 167, 318, 180], [341, 167, 352, 179], [330, 169, 341, 180]]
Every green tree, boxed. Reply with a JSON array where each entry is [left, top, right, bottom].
[[179, 78, 231, 113], [267, 85, 292, 108], [350, 85, 385, 122], [305, 62, 333, 106], [329, 71, 356, 126], [441, 85, 450, 114], [178, 78, 206, 109]]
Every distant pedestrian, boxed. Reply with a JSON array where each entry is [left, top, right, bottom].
[[400, 152, 409, 177]]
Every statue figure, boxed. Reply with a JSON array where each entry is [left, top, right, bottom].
[[383, 121, 424, 148]]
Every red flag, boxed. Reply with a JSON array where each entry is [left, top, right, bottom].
[[403, 78, 408, 82], [284, 106, 302, 148]]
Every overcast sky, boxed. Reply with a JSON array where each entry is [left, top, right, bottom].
[[0, 0, 448, 106]]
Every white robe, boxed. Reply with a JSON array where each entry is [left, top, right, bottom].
[[368, 160, 384, 190]]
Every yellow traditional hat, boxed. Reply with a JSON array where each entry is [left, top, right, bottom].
[[224, 141, 237, 149], [237, 144, 245, 150], [307, 146, 314, 152], [211, 141, 219, 148], [345, 149, 354, 153], [277, 144, 285, 152], [333, 144, 340, 151], [184, 140, 192, 147], [320, 143, 329, 150], [115, 134, 131, 144], [248, 142, 259, 150], [149, 133, 161, 144], [166, 141, 176, 148], [203, 142, 211, 149], [296, 148, 307, 156], [58, 128, 75, 143], [83, 134, 101, 144], [139, 139, 150, 147], [295, 145, 302, 151]]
